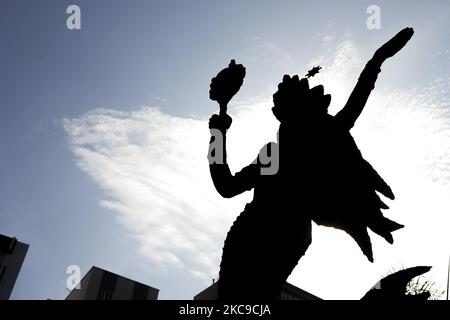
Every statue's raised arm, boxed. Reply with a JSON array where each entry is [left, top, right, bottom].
[[208, 60, 257, 199], [335, 27, 414, 130]]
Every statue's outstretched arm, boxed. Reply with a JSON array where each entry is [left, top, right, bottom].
[[208, 114, 259, 198], [335, 27, 414, 130]]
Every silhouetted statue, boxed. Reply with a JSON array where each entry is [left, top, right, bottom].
[[208, 28, 414, 300]]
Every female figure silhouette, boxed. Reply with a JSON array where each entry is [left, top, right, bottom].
[[208, 28, 414, 300]]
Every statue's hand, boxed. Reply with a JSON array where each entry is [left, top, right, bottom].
[[373, 27, 414, 62], [209, 114, 232, 133]]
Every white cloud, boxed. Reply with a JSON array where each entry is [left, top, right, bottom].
[[63, 105, 279, 282], [64, 39, 450, 299]]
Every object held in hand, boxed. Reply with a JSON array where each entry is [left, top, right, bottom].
[[209, 59, 246, 115]]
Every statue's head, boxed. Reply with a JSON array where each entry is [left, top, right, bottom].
[[272, 75, 331, 123]]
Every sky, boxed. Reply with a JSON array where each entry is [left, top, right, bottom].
[[1, 0, 449, 300]]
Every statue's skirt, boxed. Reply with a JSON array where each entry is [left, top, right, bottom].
[[217, 202, 312, 300]]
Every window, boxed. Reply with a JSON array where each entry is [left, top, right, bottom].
[[0, 265, 5, 282], [97, 288, 114, 300]]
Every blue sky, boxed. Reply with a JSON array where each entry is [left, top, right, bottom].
[[1, 1, 449, 299]]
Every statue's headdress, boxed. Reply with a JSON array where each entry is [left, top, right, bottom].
[[272, 66, 331, 121]]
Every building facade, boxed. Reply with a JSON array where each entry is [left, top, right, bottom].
[[194, 281, 321, 300], [0, 234, 29, 300], [66, 266, 159, 300]]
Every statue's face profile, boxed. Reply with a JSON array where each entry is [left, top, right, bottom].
[[272, 75, 331, 123]]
